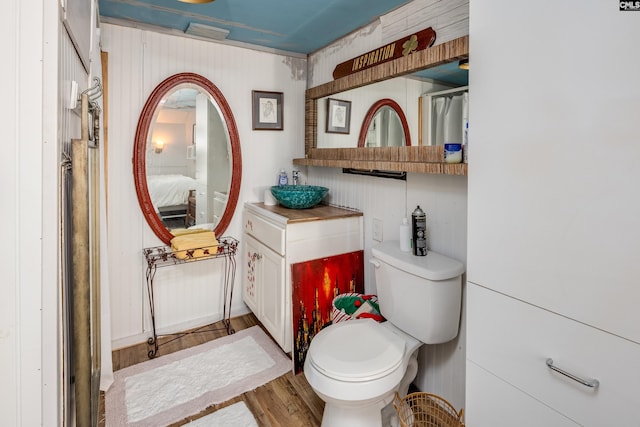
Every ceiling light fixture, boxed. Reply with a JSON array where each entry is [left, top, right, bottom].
[[458, 59, 469, 70], [178, 0, 215, 4]]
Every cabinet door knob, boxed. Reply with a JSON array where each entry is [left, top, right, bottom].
[[546, 358, 599, 389]]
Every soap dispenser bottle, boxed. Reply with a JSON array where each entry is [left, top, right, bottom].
[[277, 169, 288, 186], [399, 218, 411, 252]]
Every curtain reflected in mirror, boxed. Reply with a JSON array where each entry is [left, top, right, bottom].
[[134, 73, 241, 245], [363, 105, 405, 147], [358, 99, 411, 148]]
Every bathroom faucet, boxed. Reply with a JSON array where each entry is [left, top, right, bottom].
[[292, 170, 300, 185]]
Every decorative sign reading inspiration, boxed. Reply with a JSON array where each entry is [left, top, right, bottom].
[[332, 27, 437, 80]]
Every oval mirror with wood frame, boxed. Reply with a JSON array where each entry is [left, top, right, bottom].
[[133, 73, 242, 245], [358, 99, 411, 148]]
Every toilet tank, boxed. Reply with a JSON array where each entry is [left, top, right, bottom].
[[371, 241, 464, 344]]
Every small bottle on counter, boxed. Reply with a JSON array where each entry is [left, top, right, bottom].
[[277, 169, 288, 186], [399, 218, 411, 252], [411, 205, 427, 256]]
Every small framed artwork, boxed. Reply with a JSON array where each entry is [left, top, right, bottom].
[[326, 98, 351, 134], [252, 90, 283, 130]]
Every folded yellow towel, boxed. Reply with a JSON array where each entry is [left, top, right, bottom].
[[171, 228, 210, 237], [171, 231, 219, 260]]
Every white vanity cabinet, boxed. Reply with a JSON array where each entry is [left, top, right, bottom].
[[242, 202, 363, 353]]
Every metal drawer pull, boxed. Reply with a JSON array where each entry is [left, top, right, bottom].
[[546, 358, 600, 388]]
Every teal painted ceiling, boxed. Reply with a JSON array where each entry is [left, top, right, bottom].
[[412, 60, 468, 86], [98, 0, 412, 55]]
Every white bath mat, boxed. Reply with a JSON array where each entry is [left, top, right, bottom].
[[105, 326, 290, 426], [186, 402, 258, 427]]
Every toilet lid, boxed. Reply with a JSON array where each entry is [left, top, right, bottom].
[[308, 319, 406, 382]]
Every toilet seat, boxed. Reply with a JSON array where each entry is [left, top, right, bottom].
[[307, 319, 406, 382]]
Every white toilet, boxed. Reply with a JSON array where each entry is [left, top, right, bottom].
[[304, 240, 464, 427]]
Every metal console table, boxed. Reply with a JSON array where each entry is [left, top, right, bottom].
[[143, 236, 239, 358]]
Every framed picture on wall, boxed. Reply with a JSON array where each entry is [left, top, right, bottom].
[[252, 90, 283, 130], [326, 98, 351, 134]]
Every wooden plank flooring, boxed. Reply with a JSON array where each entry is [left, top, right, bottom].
[[99, 313, 324, 426]]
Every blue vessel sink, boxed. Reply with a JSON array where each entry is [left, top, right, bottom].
[[270, 185, 329, 209]]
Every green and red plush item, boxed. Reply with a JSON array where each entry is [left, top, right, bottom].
[[332, 293, 385, 323]]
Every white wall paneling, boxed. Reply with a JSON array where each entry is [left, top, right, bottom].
[[2, 0, 67, 424], [101, 24, 307, 348]]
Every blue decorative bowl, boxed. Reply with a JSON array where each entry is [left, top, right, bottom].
[[270, 185, 329, 209]]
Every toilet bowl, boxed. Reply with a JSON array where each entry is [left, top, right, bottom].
[[304, 240, 464, 427], [304, 319, 420, 427]]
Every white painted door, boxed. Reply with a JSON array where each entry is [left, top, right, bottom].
[[258, 244, 286, 348], [243, 234, 286, 348]]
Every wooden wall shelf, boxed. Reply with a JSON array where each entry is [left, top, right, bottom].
[[293, 146, 467, 176]]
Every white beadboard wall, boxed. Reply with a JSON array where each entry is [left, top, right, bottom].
[[102, 24, 307, 348], [304, 0, 469, 410], [308, 0, 469, 87]]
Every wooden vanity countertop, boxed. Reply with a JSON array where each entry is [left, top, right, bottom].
[[249, 203, 362, 224]]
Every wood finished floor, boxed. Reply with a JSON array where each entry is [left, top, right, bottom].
[[99, 313, 324, 426]]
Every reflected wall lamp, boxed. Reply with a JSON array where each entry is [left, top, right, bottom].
[[178, 0, 214, 3], [154, 140, 165, 153], [458, 59, 469, 70]]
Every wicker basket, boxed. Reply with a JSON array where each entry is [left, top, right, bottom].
[[393, 392, 465, 427]]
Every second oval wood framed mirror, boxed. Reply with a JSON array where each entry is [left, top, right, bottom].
[[133, 73, 242, 245], [358, 98, 411, 148]]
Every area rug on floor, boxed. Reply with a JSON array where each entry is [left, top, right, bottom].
[[185, 402, 257, 427], [105, 326, 290, 427]]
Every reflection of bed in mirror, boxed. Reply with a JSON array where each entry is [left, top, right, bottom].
[[146, 174, 196, 227]]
